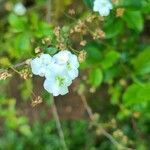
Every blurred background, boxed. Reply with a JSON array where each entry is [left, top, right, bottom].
[[0, 0, 150, 149]]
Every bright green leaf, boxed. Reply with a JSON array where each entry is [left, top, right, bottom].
[[101, 50, 120, 69], [123, 10, 144, 32], [132, 47, 150, 75], [123, 82, 150, 106], [89, 68, 103, 88]]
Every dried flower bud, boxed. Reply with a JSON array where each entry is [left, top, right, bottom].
[[35, 47, 41, 54], [133, 112, 141, 118], [93, 29, 105, 40], [25, 59, 32, 65], [89, 87, 96, 93], [57, 43, 66, 50], [80, 40, 87, 46], [74, 20, 86, 34], [54, 26, 61, 37], [112, 0, 119, 5], [68, 9, 75, 15], [70, 29, 74, 34], [119, 79, 127, 87], [0, 71, 12, 80], [78, 50, 87, 63], [116, 8, 125, 17], [86, 15, 96, 23], [31, 96, 42, 107], [20, 68, 32, 80]]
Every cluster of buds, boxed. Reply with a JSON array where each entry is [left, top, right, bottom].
[[68, 9, 75, 15], [42, 37, 51, 45], [92, 29, 105, 40], [116, 8, 125, 17], [0, 71, 12, 80], [54, 26, 66, 50], [78, 50, 87, 63], [70, 20, 87, 34], [31, 96, 43, 107], [86, 15, 97, 23], [113, 129, 129, 145], [20, 68, 32, 80]]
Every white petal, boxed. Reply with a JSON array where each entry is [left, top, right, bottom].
[[93, 0, 113, 16], [53, 51, 70, 64], [14, 3, 26, 16], [43, 78, 55, 94], [70, 55, 79, 68], [68, 68, 79, 80], [59, 86, 69, 95], [31, 58, 41, 75]]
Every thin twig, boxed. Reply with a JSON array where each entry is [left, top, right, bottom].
[[79, 94, 134, 150], [51, 96, 68, 150], [0, 59, 31, 73]]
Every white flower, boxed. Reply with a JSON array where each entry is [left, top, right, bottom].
[[93, 0, 113, 16], [30, 50, 79, 96], [53, 50, 79, 80], [13, 3, 26, 16], [44, 66, 72, 96], [31, 54, 52, 77]]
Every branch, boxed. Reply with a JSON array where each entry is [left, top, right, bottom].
[[0, 59, 31, 72], [79, 94, 134, 150], [51, 96, 68, 150]]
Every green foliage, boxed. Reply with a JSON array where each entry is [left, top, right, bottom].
[[132, 47, 150, 75], [123, 10, 144, 32], [101, 50, 120, 70], [123, 83, 150, 106], [83, 0, 93, 8], [89, 68, 103, 88], [0, 0, 150, 149]]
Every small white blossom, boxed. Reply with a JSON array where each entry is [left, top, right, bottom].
[[31, 54, 52, 77], [13, 3, 26, 16], [44, 66, 72, 96], [93, 0, 113, 16], [53, 50, 79, 80]]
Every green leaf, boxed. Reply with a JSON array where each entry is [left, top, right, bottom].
[[101, 50, 120, 69], [89, 68, 103, 88], [132, 47, 150, 75], [123, 83, 150, 106], [8, 33, 31, 58], [84, 42, 102, 64], [35, 22, 53, 38], [8, 13, 28, 31], [83, 0, 93, 8], [19, 125, 32, 137], [44, 47, 58, 55], [104, 19, 124, 38], [118, 0, 142, 9], [123, 10, 144, 32]]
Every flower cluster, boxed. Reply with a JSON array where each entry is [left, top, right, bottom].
[[93, 0, 113, 16], [31, 50, 79, 96]]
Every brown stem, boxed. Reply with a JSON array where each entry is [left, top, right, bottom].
[[79, 93, 134, 150], [51, 96, 68, 150]]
